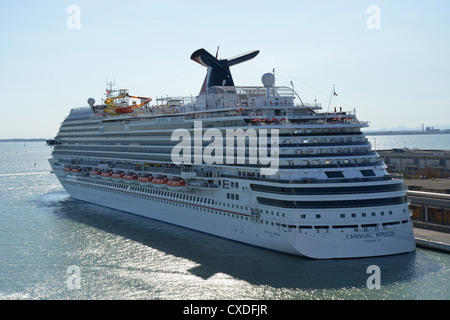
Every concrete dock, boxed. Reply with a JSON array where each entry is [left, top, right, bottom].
[[402, 178, 450, 253], [413, 227, 450, 253]]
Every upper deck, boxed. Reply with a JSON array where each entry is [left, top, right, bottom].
[[70, 84, 366, 130]]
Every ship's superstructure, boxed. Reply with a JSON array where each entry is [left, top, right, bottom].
[[47, 48, 415, 259]]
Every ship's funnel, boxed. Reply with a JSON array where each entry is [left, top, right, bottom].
[[191, 48, 259, 94]]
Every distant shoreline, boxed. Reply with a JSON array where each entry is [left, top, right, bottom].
[[365, 131, 450, 136], [0, 138, 46, 142]]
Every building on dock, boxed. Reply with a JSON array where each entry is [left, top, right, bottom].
[[378, 149, 450, 178], [404, 179, 450, 231]]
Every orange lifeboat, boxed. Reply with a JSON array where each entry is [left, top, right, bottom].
[[138, 175, 153, 186], [64, 166, 72, 172], [90, 169, 102, 178], [112, 171, 124, 179], [152, 177, 168, 189], [123, 172, 138, 183], [167, 179, 187, 191], [114, 107, 134, 114], [71, 167, 82, 174], [101, 170, 113, 180]]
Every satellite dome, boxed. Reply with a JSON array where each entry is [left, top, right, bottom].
[[87, 98, 95, 106], [261, 73, 275, 88]]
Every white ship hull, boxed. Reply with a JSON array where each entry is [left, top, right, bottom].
[[54, 169, 416, 259], [47, 48, 416, 259]]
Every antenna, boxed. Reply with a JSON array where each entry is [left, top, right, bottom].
[[290, 80, 304, 105], [106, 80, 115, 93], [324, 84, 336, 123]]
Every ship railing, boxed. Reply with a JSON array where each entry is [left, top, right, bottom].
[[112, 162, 222, 180], [217, 86, 326, 108], [203, 85, 296, 102], [180, 167, 221, 179], [221, 173, 401, 185], [245, 117, 368, 127], [154, 96, 196, 106], [229, 86, 296, 98], [248, 186, 403, 196]]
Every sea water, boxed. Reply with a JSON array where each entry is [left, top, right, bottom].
[[0, 141, 449, 300], [366, 133, 450, 151]]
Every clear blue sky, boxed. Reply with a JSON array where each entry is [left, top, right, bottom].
[[1, 0, 449, 138]]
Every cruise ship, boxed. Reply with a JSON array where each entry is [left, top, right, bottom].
[[47, 48, 416, 259]]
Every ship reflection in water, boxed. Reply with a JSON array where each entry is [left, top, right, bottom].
[[46, 193, 430, 297]]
